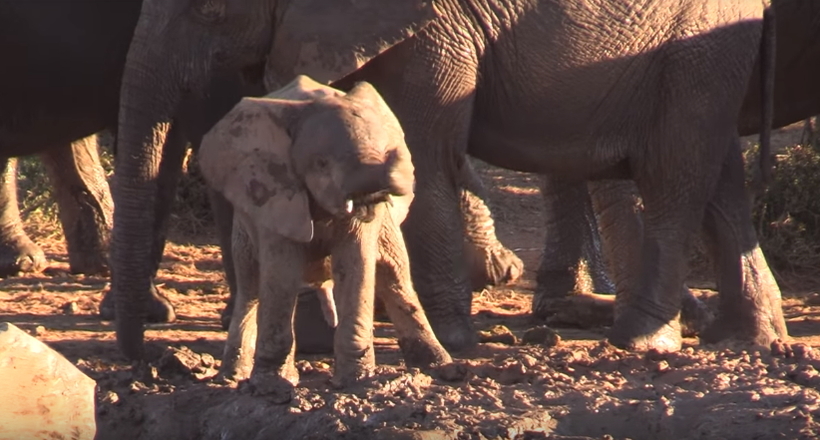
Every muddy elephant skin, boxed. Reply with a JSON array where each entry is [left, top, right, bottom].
[[200, 76, 451, 402]]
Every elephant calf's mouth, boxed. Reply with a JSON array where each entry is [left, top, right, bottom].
[[346, 190, 394, 222]]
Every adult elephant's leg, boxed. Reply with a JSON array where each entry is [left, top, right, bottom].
[[40, 135, 113, 275], [101, 124, 187, 323], [0, 157, 46, 276], [591, 179, 714, 337], [608, 141, 722, 352], [533, 176, 614, 325], [375, 59, 479, 351], [588, 180, 644, 314], [459, 159, 523, 291], [699, 143, 787, 345]]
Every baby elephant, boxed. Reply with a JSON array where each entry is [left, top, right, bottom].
[[199, 75, 452, 402]]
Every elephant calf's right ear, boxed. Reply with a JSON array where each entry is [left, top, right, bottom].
[[199, 101, 315, 243]]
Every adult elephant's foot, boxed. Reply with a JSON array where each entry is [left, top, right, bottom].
[[532, 260, 606, 320], [465, 242, 524, 291], [98, 283, 176, 323], [428, 314, 478, 352], [608, 306, 682, 352], [699, 319, 783, 347], [680, 287, 715, 337], [700, 250, 788, 347], [0, 230, 47, 277], [66, 250, 109, 277]]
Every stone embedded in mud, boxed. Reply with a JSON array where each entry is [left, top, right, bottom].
[[157, 345, 216, 379], [0, 322, 97, 440], [522, 326, 561, 347], [478, 325, 518, 345]]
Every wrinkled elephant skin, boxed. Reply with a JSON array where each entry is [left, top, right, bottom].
[[200, 77, 450, 396], [535, 0, 819, 345]]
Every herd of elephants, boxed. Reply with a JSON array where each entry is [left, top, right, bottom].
[[2, 0, 820, 398]]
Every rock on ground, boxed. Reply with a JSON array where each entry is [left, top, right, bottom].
[[0, 322, 97, 440]]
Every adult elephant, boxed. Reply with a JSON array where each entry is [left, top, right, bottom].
[[0, 0, 519, 348], [113, 0, 784, 359], [534, 0, 820, 334], [0, 1, 257, 316]]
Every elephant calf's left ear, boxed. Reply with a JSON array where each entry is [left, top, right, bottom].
[[265, 0, 437, 89], [199, 99, 315, 244]]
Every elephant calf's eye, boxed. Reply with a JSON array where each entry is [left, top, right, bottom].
[[315, 158, 329, 170]]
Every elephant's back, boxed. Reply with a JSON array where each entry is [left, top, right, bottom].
[[0, 0, 143, 152]]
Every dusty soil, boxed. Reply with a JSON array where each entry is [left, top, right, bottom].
[[2, 123, 820, 440]]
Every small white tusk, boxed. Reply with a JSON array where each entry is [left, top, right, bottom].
[[345, 199, 354, 213]]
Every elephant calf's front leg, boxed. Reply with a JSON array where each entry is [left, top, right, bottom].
[[330, 216, 379, 387], [249, 236, 305, 403], [376, 210, 451, 369], [219, 223, 260, 382]]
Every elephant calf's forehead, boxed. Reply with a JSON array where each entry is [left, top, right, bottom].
[[301, 102, 398, 155]]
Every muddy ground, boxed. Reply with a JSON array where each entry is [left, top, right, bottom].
[[2, 125, 820, 439]]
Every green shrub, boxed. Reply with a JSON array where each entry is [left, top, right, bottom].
[[745, 142, 820, 272]]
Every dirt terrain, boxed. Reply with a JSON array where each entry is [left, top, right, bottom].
[[2, 124, 820, 439]]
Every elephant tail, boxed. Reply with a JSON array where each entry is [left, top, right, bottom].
[[752, 5, 776, 195]]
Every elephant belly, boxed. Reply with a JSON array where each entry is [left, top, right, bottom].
[[467, 0, 767, 178]]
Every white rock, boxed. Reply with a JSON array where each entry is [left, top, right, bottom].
[[0, 322, 97, 440]]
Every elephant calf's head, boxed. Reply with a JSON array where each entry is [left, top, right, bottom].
[[199, 75, 414, 242]]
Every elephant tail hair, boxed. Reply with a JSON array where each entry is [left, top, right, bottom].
[[752, 5, 776, 196]]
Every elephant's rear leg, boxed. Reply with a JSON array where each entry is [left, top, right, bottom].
[[532, 176, 614, 326], [699, 144, 787, 346], [0, 157, 46, 276], [40, 135, 113, 275], [607, 136, 727, 352], [459, 159, 524, 291]]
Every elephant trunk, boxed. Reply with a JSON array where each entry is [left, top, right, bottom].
[[112, 19, 183, 361]]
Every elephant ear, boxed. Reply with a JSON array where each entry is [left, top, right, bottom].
[[265, 0, 437, 89], [199, 98, 314, 243]]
